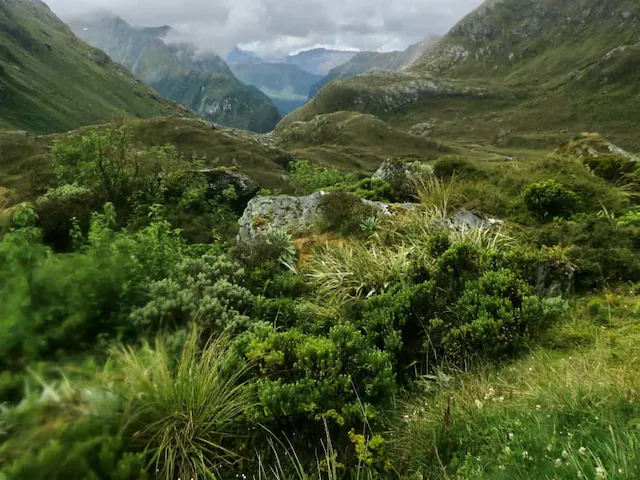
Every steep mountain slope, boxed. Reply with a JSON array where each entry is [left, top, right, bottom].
[[72, 16, 281, 133], [284, 48, 358, 75], [230, 62, 322, 115], [285, 0, 640, 150], [0, 0, 185, 134], [309, 36, 440, 98]]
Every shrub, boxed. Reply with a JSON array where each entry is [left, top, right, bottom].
[[0, 206, 187, 369], [433, 156, 477, 179], [583, 154, 638, 183], [51, 122, 204, 218], [523, 179, 580, 219], [531, 214, 640, 289], [289, 160, 357, 194], [426, 269, 546, 363], [235, 322, 396, 446], [326, 177, 394, 201], [318, 191, 378, 234], [110, 329, 253, 480], [130, 253, 254, 335], [35, 185, 102, 251]]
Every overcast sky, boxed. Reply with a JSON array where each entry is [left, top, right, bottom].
[[46, 0, 483, 56]]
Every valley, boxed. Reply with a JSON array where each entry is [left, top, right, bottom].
[[0, 0, 638, 478]]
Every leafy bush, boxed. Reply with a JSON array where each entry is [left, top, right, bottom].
[[235, 322, 396, 445], [531, 214, 640, 289], [289, 160, 358, 194], [326, 177, 394, 201], [0, 205, 186, 369], [51, 122, 205, 221], [35, 185, 102, 251], [426, 269, 547, 362], [130, 253, 254, 334], [523, 179, 580, 219]]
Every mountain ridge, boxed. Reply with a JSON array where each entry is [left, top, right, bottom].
[[0, 0, 187, 134], [282, 0, 640, 150], [71, 15, 281, 133]]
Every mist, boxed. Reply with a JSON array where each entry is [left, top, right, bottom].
[[46, 0, 483, 56]]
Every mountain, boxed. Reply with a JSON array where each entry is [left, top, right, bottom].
[[284, 48, 359, 75], [230, 62, 322, 115], [0, 0, 186, 134], [71, 15, 281, 133], [226, 46, 263, 65], [309, 36, 441, 98], [284, 0, 640, 150]]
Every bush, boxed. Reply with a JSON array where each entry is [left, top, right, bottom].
[[35, 185, 102, 251], [426, 269, 547, 362], [235, 322, 396, 448], [583, 154, 638, 182], [130, 253, 254, 335], [523, 179, 580, 219], [51, 122, 205, 221], [531, 214, 640, 289], [318, 191, 379, 234], [433, 156, 477, 179], [289, 160, 357, 194], [0, 206, 187, 369]]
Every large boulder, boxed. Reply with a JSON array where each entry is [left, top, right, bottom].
[[237, 192, 408, 241], [446, 210, 504, 230], [372, 158, 433, 196], [199, 167, 259, 210]]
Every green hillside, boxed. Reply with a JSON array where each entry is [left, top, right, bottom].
[[309, 36, 440, 97], [0, 0, 186, 134], [286, 0, 640, 150], [72, 15, 281, 133]]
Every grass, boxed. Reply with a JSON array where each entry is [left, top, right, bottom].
[[390, 291, 640, 479], [108, 329, 254, 480]]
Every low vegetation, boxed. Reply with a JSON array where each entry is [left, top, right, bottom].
[[0, 119, 638, 480]]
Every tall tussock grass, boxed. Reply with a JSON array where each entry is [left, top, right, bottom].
[[109, 329, 254, 480]]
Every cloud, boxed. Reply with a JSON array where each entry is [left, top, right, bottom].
[[46, 0, 484, 55]]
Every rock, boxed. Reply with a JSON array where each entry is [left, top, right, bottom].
[[238, 193, 325, 241], [556, 133, 639, 162], [199, 167, 259, 210], [444, 210, 504, 230], [372, 158, 413, 185], [535, 259, 576, 297], [237, 192, 412, 241]]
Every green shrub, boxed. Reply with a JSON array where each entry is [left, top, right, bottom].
[[523, 179, 580, 220], [35, 185, 102, 251], [318, 191, 379, 234], [289, 160, 357, 194], [433, 156, 478, 179], [426, 269, 547, 362], [531, 214, 640, 289], [583, 154, 638, 182], [130, 253, 253, 335], [235, 322, 396, 446], [0, 206, 187, 369], [326, 177, 394, 201]]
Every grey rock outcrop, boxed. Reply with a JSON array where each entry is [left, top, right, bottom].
[[200, 167, 259, 209], [237, 192, 412, 241], [446, 210, 504, 230]]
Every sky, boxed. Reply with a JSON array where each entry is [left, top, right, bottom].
[[46, 0, 483, 56]]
